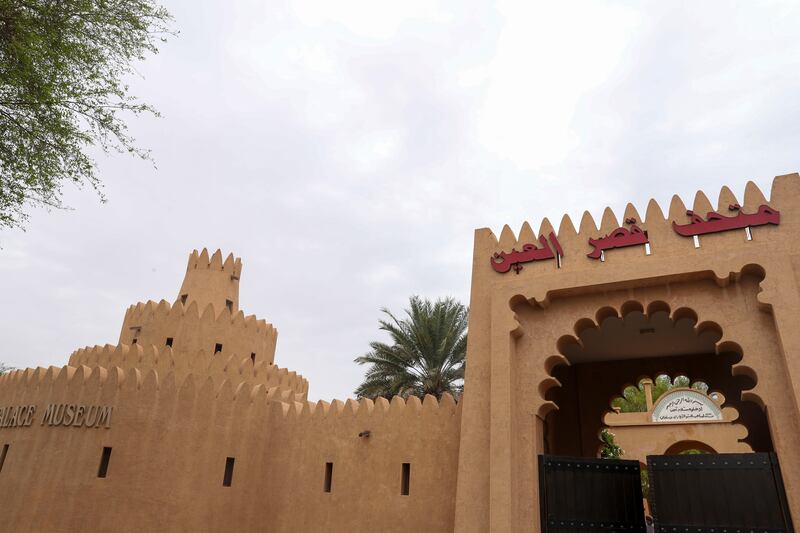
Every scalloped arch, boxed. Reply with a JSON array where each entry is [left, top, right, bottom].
[[540, 300, 765, 423]]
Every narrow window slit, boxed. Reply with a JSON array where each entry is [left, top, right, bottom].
[[97, 447, 112, 478], [401, 463, 410, 495], [324, 462, 333, 493], [165, 337, 174, 347], [180, 294, 188, 305], [223, 457, 235, 487], [214, 343, 223, 354], [250, 353, 256, 364], [225, 299, 233, 312], [0, 444, 9, 473]]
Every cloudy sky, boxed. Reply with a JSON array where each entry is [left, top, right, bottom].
[[1, 0, 799, 400]]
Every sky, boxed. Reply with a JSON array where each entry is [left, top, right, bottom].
[[2, 0, 800, 400]]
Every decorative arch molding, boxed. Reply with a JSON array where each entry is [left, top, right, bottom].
[[506, 266, 771, 417], [514, 264, 772, 424], [513, 275, 776, 457], [664, 440, 717, 456], [533, 298, 766, 419]]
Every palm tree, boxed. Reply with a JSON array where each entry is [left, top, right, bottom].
[[354, 296, 468, 400], [611, 374, 708, 413]]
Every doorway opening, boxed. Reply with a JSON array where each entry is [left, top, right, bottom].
[[540, 301, 772, 461]]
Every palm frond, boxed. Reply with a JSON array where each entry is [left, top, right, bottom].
[[354, 296, 468, 400]]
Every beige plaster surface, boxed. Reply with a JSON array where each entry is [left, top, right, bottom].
[[0, 367, 460, 532], [456, 174, 800, 532]]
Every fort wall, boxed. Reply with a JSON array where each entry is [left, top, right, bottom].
[[0, 366, 460, 532], [262, 393, 461, 532]]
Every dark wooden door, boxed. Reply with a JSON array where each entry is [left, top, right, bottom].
[[647, 452, 794, 532], [539, 455, 646, 532]]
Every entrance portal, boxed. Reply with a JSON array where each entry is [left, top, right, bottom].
[[541, 302, 772, 461]]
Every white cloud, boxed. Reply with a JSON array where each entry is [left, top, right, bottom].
[[478, 1, 641, 169], [290, 0, 451, 38], [1, 0, 799, 399]]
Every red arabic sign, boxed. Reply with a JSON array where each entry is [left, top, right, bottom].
[[587, 218, 648, 259], [490, 232, 563, 274], [490, 204, 781, 273], [672, 204, 779, 237]]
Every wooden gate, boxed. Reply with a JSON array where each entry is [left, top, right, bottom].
[[647, 452, 794, 532], [538, 455, 646, 532]]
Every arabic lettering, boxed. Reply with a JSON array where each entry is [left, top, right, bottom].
[[489, 204, 782, 273], [652, 391, 722, 422], [672, 204, 780, 237], [490, 232, 563, 274], [587, 219, 649, 260]]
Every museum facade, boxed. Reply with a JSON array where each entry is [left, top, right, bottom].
[[0, 174, 798, 532]]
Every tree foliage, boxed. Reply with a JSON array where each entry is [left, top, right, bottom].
[[599, 428, 623, 459], [640, 469, 650, 499], [611, 374, 709, 413], [354, 296, 468, 400], [0, 0, 174, 229]]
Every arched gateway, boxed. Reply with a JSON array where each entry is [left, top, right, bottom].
[[0, 175, 798, 532], [455, 175, 799, 532]]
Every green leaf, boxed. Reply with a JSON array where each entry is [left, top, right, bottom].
[[354, 296, 467, 401], [0, 0, 176, 230]]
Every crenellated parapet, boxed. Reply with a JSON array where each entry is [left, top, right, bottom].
[[0, 364, 458, 425], [274, 392, 460, 421], [118, 298, 278, 366], [0, 364, 305, 408], [178, 248, 242, 314], [22, 246, 313, 410], [185, 248, 242, 276], [68, 344, 307, 401], [484, 175, 800, 290], [0, 364, 461, 532]]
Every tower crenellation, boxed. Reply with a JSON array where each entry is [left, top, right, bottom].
[[177, 248, 242, 315]]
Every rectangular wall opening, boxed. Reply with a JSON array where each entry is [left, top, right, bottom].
[[131, 338, 137, 345], [214, 343, 223, 354], [97, 447, 112, 478], [0, 444, 9, 473], [324, 462, 333, 493], [223, 457, 235, 487], [165, 337, 174, 347], [401, 463, 410, 495], [225, 299, 233, 312], [250, 353, 256, 364], [180, 294, 188, 305]]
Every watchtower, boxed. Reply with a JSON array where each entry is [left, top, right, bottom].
[[177, 248, 241, 314]]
